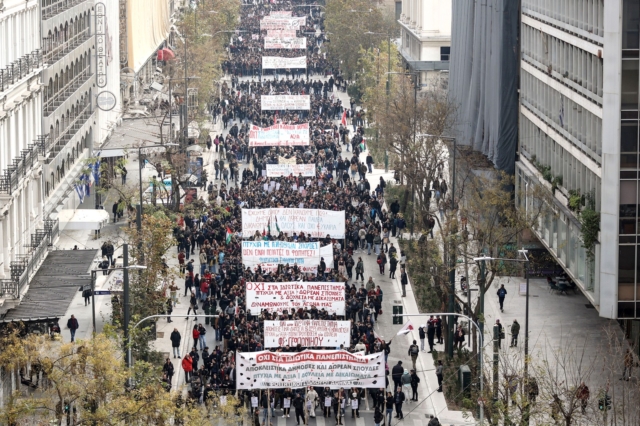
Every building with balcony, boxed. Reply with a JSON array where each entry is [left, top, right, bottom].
[[397, 0, 451, 90], [514, 0, 640, 345]]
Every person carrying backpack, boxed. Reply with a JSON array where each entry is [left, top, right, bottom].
[[408, 340, 420, 371]]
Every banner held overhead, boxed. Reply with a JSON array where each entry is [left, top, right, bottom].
[[263, 320, 351, 348], [264, 37, 307, 50], [241, 208, 345, 238], [249, 123, 310, 147], [245, 281, 345, 315], [236, 350, 385, 389], [266, 163, 315, 177], [261, 95, 311, 111], [262, 56, 307, 69]]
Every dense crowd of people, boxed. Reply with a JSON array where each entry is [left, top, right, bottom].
[[160, 1, 440, 425]]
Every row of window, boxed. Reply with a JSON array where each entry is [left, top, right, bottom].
[[521, 70, 602, 160], [0, 7, 40, 69], [43, 51, 92, 115], [521, 24, 603, 101], [519, 114, 601, 211], [522, 0, 604, 39]]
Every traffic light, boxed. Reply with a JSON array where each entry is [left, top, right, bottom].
[[598, 398, 604, 411], [393, 305, 403, 324], [598, 393, 612, 411]]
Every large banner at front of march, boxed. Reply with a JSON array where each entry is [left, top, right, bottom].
[[262, 56, 307, 69], [249, 123, 310, 146], [263, 320, 351, 348], [264, 37, 307, 49], [242, 240, 319, 267], [266, 163, 315, 177], [255, 244, 333, 274], [260, 17, 306, 31], [236, 350, 385, 389], [261, 95, 310, 111], [245, 281, 345, 314], [241, 208, 345, 238]]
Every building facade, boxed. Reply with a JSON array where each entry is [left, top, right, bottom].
[[397, 0, 451, 90], [515, 0, 640, 340]]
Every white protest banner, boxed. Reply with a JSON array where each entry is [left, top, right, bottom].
[[242, 240, 319, 267], [249, 123, 310, 146], [241, 208, 345, 238], [267, 29, 297, 37], [278, 155, 297, 165], [264, 37, 307, 49], [270, 10, 292, 17], [251, 34, 260, 40], [236, 350, 385, 389], [261, 95, 310, 111], [260, 17, 306, 30], [256, 244, 333, 274], [266, 163, 315, 177], [264, 320, 351, 348], [262, 56, 307, 69], [245, 281, 345, 314]]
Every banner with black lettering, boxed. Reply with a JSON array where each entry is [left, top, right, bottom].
[[245, 281, 345, 315], [236, 350, 385, 389], [264, 320, 351, 348]]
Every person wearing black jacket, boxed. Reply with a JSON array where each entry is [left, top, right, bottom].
[[385, 392, 394, 426], [391, 360, 404, 389], [162, 358, 174, 386], [419, 325, 426, 352], [293, 392, 305, 425], [374, 407, 385, 426], [410, 369, 421, 401], [427, 319, 436, 353], [170, 328, 181, 358], [394, 386, 405, 419]]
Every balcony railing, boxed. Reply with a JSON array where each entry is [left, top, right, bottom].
[[0, 50, 44, 93], [46, 103, 93, 162], [42, 27, 91, 65], [0, 219, 58, 299], [42, 0, 88, 21], [0, 143, 41, 195], [43, 66, 93, 117]]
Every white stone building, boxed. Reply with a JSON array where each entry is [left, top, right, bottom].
[[397, 0, 451, 90]]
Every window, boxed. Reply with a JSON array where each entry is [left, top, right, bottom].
[[623, 0, 640, 50], [622, 60, 640, 110], [440, 47, 450, 61]]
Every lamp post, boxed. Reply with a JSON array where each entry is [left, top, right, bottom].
[[393, 312, 484, 425], [473, 250, 530, 423]]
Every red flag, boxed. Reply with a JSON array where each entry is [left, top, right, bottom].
[[397, 320, 415, 335], [341, 110, 347, 126]]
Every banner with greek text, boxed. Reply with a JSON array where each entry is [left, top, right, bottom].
[[261, 95, 310, 111], [278, 155, 298, 165], [241, 208, 345, 238], [249, 123, 310, 146], [267, 29, 297, 37], [264, 37, 307, 49], [264, 320, 351, 348], [262, 56, 307, 69], [242, 240, 319, 267], [260, 17, 306, 30], [266, 163, 315, 177], [236, 350, 385, 389], [245, 281, 345, 315], [254, 245, 333, 275]]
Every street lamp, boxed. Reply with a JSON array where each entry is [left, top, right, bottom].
[[473, 249, 530, 424]]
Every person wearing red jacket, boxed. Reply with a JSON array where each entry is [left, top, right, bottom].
[[182, 354, 193, 383], [200, 278, 209, 302], [192, 325, 200, 350]]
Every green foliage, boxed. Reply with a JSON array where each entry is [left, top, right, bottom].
[[568, 190, 581, 212], [580, 207, 600, 261], [347, 83, 364, 104]]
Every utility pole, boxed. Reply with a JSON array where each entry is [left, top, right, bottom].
[[123, 244, 131, 376], [492, 324, 499, 401]]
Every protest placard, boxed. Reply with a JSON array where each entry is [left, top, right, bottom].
[[267, 29, 297, 37], [245, 281, 345, 314], [262, 56, 307, 69], [264, 37, 307, 49], [266, 163, 315, 177], [236, 350, 385, 389], [249, 123, 310, 146], [241, 208, 345, 238], [263, 320, 351, 348], [242, 240, 320, 267], [260, 16, 306, 30], [261, 95, 310, 111]]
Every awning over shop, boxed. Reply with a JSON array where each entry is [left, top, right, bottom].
[[58, 209, 110, 231]]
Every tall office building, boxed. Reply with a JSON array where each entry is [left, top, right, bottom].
[[515, 0, 640, 339]]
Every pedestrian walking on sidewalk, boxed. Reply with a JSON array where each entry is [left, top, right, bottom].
[[182, 354, 193, 383], [418, 325, 426, 352], [67, 315, 79, 343], [427, 318, 436, 352], [410, 369, 420, 401], [408, 340, 419, 371], [389, 255, 398, 279], [393, 387, 405, 419], [355, 257, 364, 282], [187, 292, 198, 320], [497, 284, 507, 312], [436, 360, 444, 392], [163, 358, 175, 385], [391, 361, 404, 389], [170, 328, 181, 358], [496, 319, 504, 349], [510, 319, 520, 347], [400, 268, 408, 297], [166, 298, 173, 323]]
